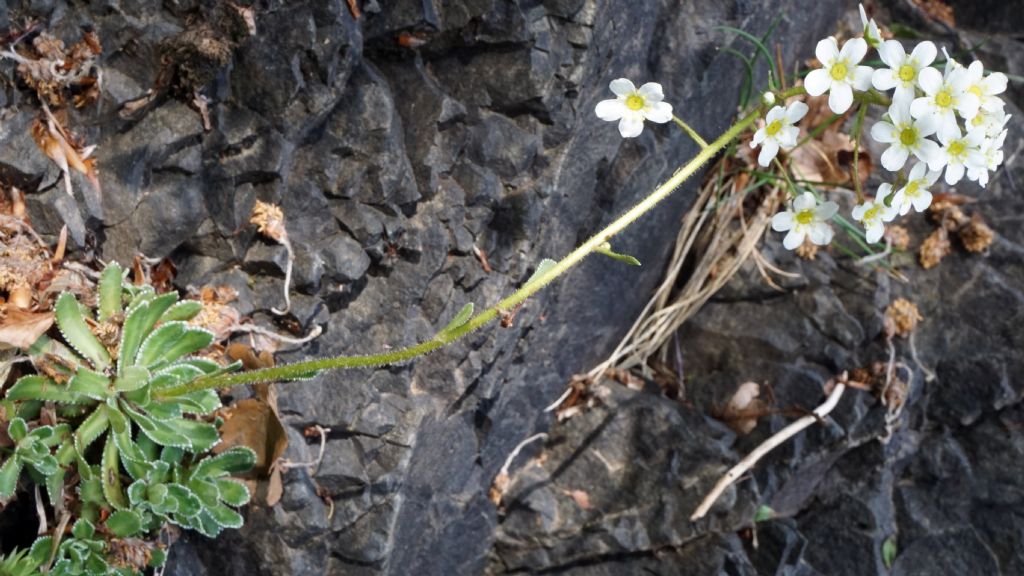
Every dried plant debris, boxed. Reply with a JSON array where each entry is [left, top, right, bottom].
[[884, 298, 923, 338], [919, 227, 951, 269], [959, 214, 994, 253], [886, 225, 910, 251], [3, 31, 102, 108], [250, 201, 295, 315], [912, 0, 956, 27], [717, 381, 767, 435], [32, 104, 101, 198]]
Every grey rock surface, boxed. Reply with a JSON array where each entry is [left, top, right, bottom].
[[1, 0, 1022, 574]]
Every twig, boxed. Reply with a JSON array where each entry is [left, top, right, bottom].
[[856, 238, 892, 266], [543, 386, 574, 413], [499, 433, 548, 479], [35, 484, 47, 535], [271, 238, 295, 316], [229, 323, 323, 347], [45, 511, 71, 572], [690, 381, 847, 521], [909, 330, 936, 382], [278, 425, 330, 475]]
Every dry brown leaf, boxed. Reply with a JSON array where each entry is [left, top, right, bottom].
[[0, 309, 54, 349], [265, 462, 284, 507], [214, 398, 288, 476]]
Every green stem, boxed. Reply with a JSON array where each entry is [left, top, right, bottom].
[[672, 115, 709, 148], [851, 103, 868, 203], [157, 109, 764, 399]]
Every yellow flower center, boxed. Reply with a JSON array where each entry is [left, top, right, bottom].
[[935, 90, 953, 108], [968, 85, 983, 98], [899, 127, 918, 147], [625, 94, 646, 111], [864, 206, 880, 221], [766, 120, 783, 136], [898, 64, 916, 82], [972, 114, 985, 127], [947, 140, 966, 159], [796, 209, 815, 225], [905, 180, 921, 196], [830, 62, 849, 81]]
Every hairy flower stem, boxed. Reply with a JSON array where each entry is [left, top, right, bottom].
[[156, 108, 763, 399]]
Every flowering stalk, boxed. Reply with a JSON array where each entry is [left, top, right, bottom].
[[156, 108, 766, 398]]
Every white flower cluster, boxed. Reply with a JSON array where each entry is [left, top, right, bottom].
[[762, 4, 1011, 250]]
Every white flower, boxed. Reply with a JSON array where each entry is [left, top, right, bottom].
[[933, 127, 985, 185], [964, 60, 1008, 115], [968, 105, 1010, 138], [762, 91, 776, 105], [871, 40, 937, 105], [890, 162, 940, 215], [859, 4, 883, 48], [911, 65, 979, 138], [771, 192, 839, 250], [870, 100, 941, 172], [751, 102, 809, 167], [852, 188, 898, 244], [966, 129, 1007, 187], [595, 79, 673, 138], [804, 37, 873, 114]]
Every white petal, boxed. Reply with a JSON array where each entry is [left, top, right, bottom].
[[910, 41, 937, 67], [871, 121, 897, 144], [644, 101, 672, 123], [982, 72, 1008, 96], [595, 99, 626, 121], [925, 167, 942, 185], [794, 192, 817, 211], [926, 152, 947, 172], [865, 222, 884, 244], [917, 67, 942, 95], [889, 101, 910, 126], [757, 139, 780, 167], [944, 162, 965, 185], [878, 40, 905, 68], [783, 229, 805, 250], [840, 38, 868, 64], [912, 190, 933, 212], [766, 106, 787, 123], [785, 101, 809, 123], [881, 146, 909, 172], [853, 66, 874, 91], [936, 111, 960, 141], [914, 113, 939, 137], [816, 201, 839, 220], [828, 83, 854, 114], [852, 203, 867, 221], [618, 116, 644, 138], [908, 162, 926, 181], [957, 93, 980, 120], [609, 78, 636, 97], [638, 82, 664, 102], [771, 211, 794, 232], [815, 37, 840, 66], [873, 68, 898, 91], [804, 69, 831, 96], [752, 128, 767, 146], [779, 126, 800, 148], [808, 223, 834, 246], [913, 138, 942, 166], [892, 86, 915, 109], [876, 183, 894, 203], [909, 97, 933, 120]]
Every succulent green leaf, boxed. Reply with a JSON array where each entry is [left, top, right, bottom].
[[118, 292, 178, 372], [112, 428, 153, 480], [55, 293, 110, 370], [106, 403, 129, 435], [97, 263, 124, 322], [26, 335, 85, 377], [171, 390, 222, 415], [101, 434, 127, 510], [216, 478, 251, 507], [144, 402, 183, 421], [113, 365, 150, 393], [172, 419, 219, 452], [438, 302, 474, 337], [67, 368, 111, 401], [179, 358, 229, 374], [525, 258, 557, 287], [165, 483, 201, 517], [194, 510, 224, 538], [71, 518, 95, 540], [0, 456, 23, 498], [28, 455, 59, 477], [7, 375, 89, 404], [206, 503, 244, 529], [189, 478, 220, 508], [192, 447, 256, 479], [137, 322, 214, 369], [754, 505, 776, 522], [105, 510, 143, 537], [160, 300, 203, 322], [122, 404, 191, 448], [149, 548, 167, 569], [882, 536, 897, 568], [8, 418, 28, 442]]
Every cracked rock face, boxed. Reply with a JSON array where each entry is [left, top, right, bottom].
[[2, 0, 1021, 574]]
